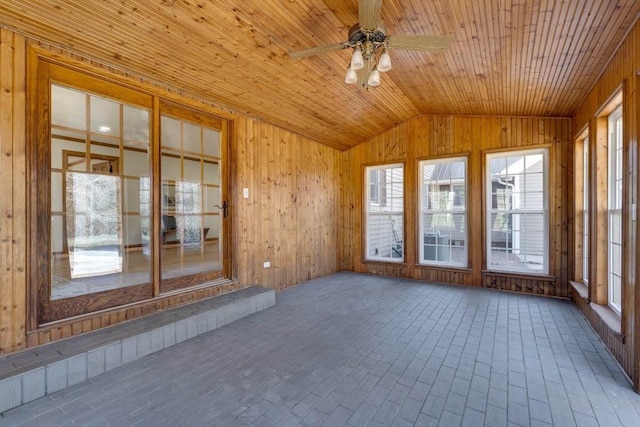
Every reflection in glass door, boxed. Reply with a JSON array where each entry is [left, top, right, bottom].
[[160, 113, 223, 290], [50, 84, 151, 300]]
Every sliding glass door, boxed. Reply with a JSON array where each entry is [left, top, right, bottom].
[[33, 61, 230, 324]]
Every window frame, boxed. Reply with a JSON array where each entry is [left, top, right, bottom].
[[364, 163, 404, 263], [607, 106, 623, 314], [485, 148, 549, 275], [418, 156, 468, 268], [582, 137, 590, 286]]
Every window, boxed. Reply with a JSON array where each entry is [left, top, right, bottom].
[[608, 107, 623, 313], [365, 164, 404, 262], [419, 157, 467, 267], [486, 149, 548, 274], [583, 137, 590, 285]]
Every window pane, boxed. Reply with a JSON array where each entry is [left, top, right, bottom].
[[123, 105, 150, 147], [90, 95, 120, 137], [486, 150, 548, 274], [51, 85, 86, 130], [183, 122, 201, 154], [161, 116, 181, 149], [365, 165, 403, 261], [608, 107, 623, 312], [419, 158, 467, 267], [203, 128, 220, 157]]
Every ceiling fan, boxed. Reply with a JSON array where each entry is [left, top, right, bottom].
[[289, 0, 451, 88]]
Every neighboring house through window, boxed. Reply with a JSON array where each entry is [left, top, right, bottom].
[[608, 106, 623, 313], [419, 157, 467, 267], [486, 149, 548, 274], [365, 164, 404, 262]]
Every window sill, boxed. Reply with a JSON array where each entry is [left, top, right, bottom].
[[416, 264, 472, 274], [569, 280, 621, 335], [362, 259, 406, 266], [482, 270, 556, 281]]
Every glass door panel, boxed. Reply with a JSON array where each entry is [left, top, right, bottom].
[[50, 84, 151, 301], [160, 114, 223, 290]]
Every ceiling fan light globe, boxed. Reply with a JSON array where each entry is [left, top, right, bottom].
[[351, 49, 365, 70], [368, 69, 381, 86], [378, 52, 392, 72], [345, 67, 358, 84]]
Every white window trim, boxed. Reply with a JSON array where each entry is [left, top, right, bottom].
[[418, 157, 468, 268], [583, 137, 590, 286], [608, 106, 623, 314], [365, 163, 404, 263], [485, 148, 549, 275]]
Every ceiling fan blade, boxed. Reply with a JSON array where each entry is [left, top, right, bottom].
[[359, 0, 383, 31], [289, 42, 349, 59], [386, 35, 452, 52]]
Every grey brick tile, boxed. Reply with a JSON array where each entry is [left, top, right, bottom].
[[415, 412, 439, 426], [322, 405, 353, 426], [450, 377, 470, 397], [315, 390, 347, 414], [363, 385, 390, 407], [300, 408, 329, 426], [529, 398, 552, 424], [373, 399, 401, 424], [485, 404, 508, 426], [387, 383, 410, 405], [488, 387, 508, 409], [397, 397, 423, 423], [421, 394, 445, 418], [391, 416, 415, 427], [0, 376, 22, 413], [573, 412, 599, 427], [408, 381, 431, 401], [21, 368, 45, 404], [438, 409, 463, 426], [46, 360, 68, 394], [87, 347, 106, 379], [67, 354, 87, 387], [430, 378, 453, 398], [466, 389, 487, 412], [104, 342, 122, 371], [461, 407, 485, 427]]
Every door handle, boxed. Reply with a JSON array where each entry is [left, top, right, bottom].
[[213, 201, 228, 218]]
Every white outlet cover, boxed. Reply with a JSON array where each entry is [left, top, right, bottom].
[[243, 188, 249, 198], [263, 261, 270, 268]]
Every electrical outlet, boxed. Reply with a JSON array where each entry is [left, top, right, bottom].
[[263, 261, 270, 268], [243, 188, 249, 199]]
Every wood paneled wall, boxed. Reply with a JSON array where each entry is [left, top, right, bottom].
[[0, 29, 27, 354], [232, 117, 341, 290], [340, 114, 572, 298], [572, 18, 640, 389]]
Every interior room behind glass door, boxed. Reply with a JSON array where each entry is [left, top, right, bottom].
[[160, 113, 223, 290]]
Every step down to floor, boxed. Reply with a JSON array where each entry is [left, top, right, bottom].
[[0, 286, 275, 413]]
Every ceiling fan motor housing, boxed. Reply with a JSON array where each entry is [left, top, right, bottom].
[[348, 23, 388, 45]]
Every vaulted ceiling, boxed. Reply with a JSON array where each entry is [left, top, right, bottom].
[[1, 1, 639, 150]]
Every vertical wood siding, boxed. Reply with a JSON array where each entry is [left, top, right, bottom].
[[232, 117, 341, 290], [0, 29, 26, 354], [572, 18, 640, 390]]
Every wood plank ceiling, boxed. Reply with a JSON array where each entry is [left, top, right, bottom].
[[0, 0, 638, 150]]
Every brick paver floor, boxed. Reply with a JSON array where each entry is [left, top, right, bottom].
[[2, 272, 640, 426]]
